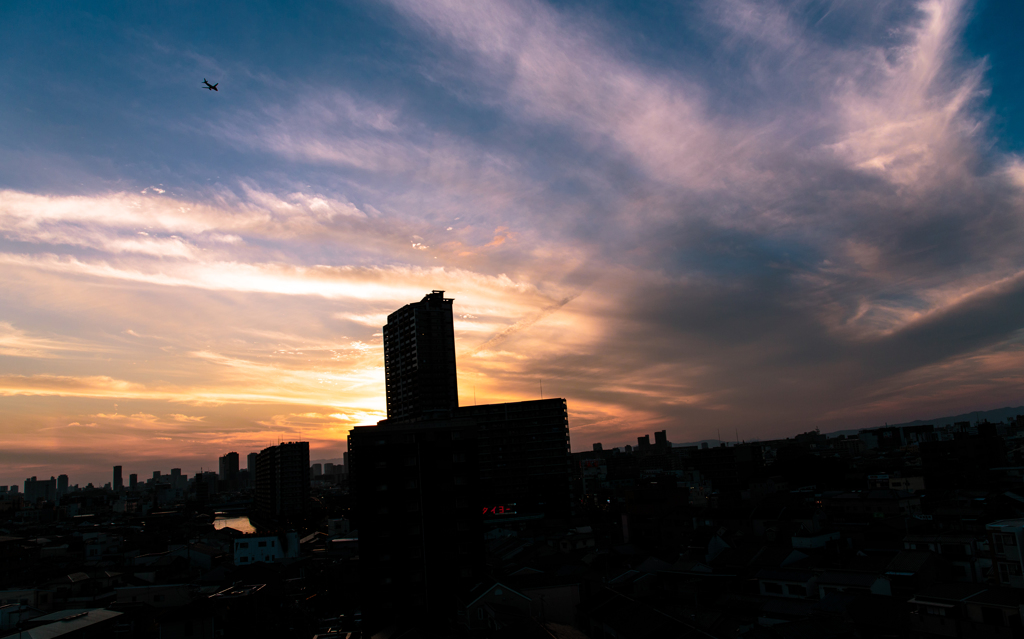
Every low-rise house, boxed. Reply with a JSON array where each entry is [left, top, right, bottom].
[[0, 603, 43, 633], [460, 582, 532, 633], [756, 568, 818, 599], [908, 583, 1024, 639], [792, 530, 840, 549], [987, 519, 1024, 588], [13, 608, 123, 637], [904, 532, 990, 583], [884, 551, 944, 597], [114, 583, 191, 608], [817, 571, 891, 597], [0, 590, 54, 612], [233, 532, 299, 566]]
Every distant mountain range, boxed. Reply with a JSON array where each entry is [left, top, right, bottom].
[[825, 405, 1024, 438], [663, 406, 1024, 447]]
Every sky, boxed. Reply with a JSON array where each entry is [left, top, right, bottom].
[[2, 0, 1024, 487]]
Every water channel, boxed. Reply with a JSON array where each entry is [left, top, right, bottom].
[[213, 515, 256, 534]]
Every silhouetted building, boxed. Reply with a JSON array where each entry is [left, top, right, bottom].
[[247, 452, 258, 473], [129, 473, 138, 491], [57, 474, 68, 496], [455, 398, 573, 519], [921, 433, 1007, 491], [194, 471, 209, 506], [383, 290, 459, 421], [686, 444, 762, 501], [349, 291, 574, 633], [348, 416, 483, 629], [113, 465, 123, 491], [23, 476, 56, 503], [254, 442, 310, 522], [219, 451, 239, 488]]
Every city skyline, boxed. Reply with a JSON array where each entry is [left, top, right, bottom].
[[3, 0, 1024, 486]]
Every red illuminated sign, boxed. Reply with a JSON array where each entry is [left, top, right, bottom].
[[482, 504, 517, 516]]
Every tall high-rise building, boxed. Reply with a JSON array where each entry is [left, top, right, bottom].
[[129, 473, 138, 491], [383, 290, 459, 421], [247, 452, 258, 472], [219, 452, 240, 490], [255, 442, 310, 522], [57, 474, 69, 496], [113, 465, 123, 491], [348, 416, 483, 627], [219, 452, 239, 479]]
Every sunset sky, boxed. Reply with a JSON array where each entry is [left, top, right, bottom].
[[2, 0, 1024, 487]]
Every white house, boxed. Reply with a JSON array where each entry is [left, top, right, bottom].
[[233, 532, 299, 566]]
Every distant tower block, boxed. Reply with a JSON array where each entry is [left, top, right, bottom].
[[383, 291, 459, 421], [113, 465, 123, 491]]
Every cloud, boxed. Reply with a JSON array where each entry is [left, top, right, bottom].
[[385, 0, 741, 191], [3, 0, 1024, 483], [0, 323, 99, 358], [168, 414, 206, 422]]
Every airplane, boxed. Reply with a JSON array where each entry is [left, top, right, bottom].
[[202, 79, 219, 91]]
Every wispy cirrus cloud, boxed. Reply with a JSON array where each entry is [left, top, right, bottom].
[[1, 0, 1024, 485]]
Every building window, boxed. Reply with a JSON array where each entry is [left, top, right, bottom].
[[258, 541, 267, 547], [453, 453, 466, 463], [982, 607, 1003, 625], [999, 562, 1022, 583], [238, 542, 248, 549], [240, 556, 248, 563], [764, 582, 783, 594]]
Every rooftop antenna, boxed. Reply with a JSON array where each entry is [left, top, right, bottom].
[[717, 427, 721, 443]]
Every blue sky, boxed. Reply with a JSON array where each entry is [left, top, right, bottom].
[[2, 0, 1023, 486]]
